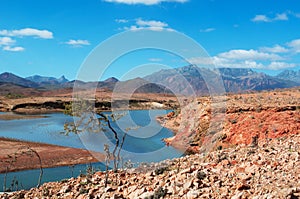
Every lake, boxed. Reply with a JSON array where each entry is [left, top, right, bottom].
[[0, 110, 182, 191]]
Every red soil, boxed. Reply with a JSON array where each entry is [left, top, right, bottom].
[[0, 138, 104, 173]]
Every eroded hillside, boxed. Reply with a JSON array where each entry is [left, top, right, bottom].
[[159, 87, 300, 153]]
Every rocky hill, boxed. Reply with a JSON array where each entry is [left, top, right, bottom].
[[159, 87, 300, 153], [276, 69, 300, 83]]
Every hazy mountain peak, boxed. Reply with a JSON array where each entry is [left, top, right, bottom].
[[103, 77, 119, 83], [276, 69, 300, 83], [0, 72, 39, 88], [26, 74, 69, 84], [218, 68, 256, 77], [57, 75, 69, 83]]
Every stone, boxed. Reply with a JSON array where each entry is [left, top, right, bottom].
[[139, 191, 154, 198], [183, 180, 193, 190], [59, 185, 71, 193], [231, 191, 244, 199], [186, 190, 200, 199], [237, 182, 251, 191]]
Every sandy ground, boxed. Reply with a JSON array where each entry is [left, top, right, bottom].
[[0, 138, 104, 173]]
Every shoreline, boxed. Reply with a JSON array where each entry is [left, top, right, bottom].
[[0, 109, 177, 173], [0, 137, 104, 173]]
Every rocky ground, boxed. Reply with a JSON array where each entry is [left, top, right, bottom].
[[159, 88, 300, 153], [1, 134, 300, 198]]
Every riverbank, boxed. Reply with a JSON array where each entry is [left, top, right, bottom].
[[0, 92, 179, 114], [0, 138, 104, 173], [0, 114, 48, 120]]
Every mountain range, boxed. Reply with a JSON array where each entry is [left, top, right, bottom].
[[0, 66, 299, 96], [144, 66, 299, 94], [276, 70, 300, 83]]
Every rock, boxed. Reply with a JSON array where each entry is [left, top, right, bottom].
[[237, 182, 251, 191], [180, 168, 193, 175], [183, 180, 193, 190], [105, 187, 115, 192], [186, 190, 200, 199], [231, 191, 244, 199], [245, 165, 258, 175], [139, 191, 154, 198], [59, 185, 71, 193]]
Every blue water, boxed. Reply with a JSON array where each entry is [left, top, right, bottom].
[[0, 110, 182, 191]]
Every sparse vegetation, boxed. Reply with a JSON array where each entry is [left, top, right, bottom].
[[154, 166, 169, 175], [5, 92, 24, 99], [0, 147, 43, 192], [196, 171, 207, 180]]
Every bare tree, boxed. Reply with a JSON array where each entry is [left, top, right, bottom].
[[63, 100, 130, 172]]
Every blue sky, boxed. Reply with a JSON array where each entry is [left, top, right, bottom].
[[0, 0, 300, 81]]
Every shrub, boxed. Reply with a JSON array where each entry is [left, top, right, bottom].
[[154, 167, 169, 175], [197, 171, 207, 180]]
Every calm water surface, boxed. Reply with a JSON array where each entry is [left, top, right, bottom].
[[0, 110, 182, 191]]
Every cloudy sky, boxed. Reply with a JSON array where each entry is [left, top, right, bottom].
[[1, 0, 300, 80]]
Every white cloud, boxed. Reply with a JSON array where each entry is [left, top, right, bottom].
[[188, 38, 300, 71], [103, 0, 188, 5], [65, 39, 90, 47], [252, 15, 270, 22], [188, 56, 264, 69], [260, 45, 289, 53], [200, 28, 215, 33], [0, 37, 15, 46], [287, 39, 300, 53], [136, 18, 167, 28], [252, 12, 290, 23], [124, 18, 174, 32], [125, 25, 141, 31], [0, 28, 53, 39], [3, 46, 25, 52], [218, 49, 283, 61], [188, 56, 296, 70], [0, 37, 24, 52], [274, 13, 288, 21], [115, 19, 129, 23], [267, 62, 295, 70]]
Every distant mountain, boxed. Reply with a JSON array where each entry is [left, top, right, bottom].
[[218, 68, 298, 92], [218, 68, 256, 77], [97, 77, 119, 91], [103, 77, 119, 83], [0, 72, 40, 88], [144, 65, 211, 95], [25, 75, 69, 89], [276, 69, 300, 83], [113, 77, 171, 94], [1, 67, 299, 96], [26, 75, 68, 83], [144, 65, 300, 94]]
